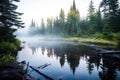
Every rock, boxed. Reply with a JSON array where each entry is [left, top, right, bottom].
[[0, 62, 25, 80], [0, 68, 24, 80]]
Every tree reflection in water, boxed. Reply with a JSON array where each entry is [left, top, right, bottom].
[[99, 56, 120, 80], [19, 42, 120, 80]]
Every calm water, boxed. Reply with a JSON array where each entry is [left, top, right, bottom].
[[17, 37, 120, 80]]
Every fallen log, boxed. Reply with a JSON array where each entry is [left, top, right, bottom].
[[25, 62, 29, 73], [98, 51, 120, 54], [30, 66, 54, 80]]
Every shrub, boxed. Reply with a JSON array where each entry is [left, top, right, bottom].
[[102, 32, 113, 40], [0, 54, 16, 67], [0, 39, 21, 54]]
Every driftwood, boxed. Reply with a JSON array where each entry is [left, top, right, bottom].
[[98, 51, 120, 59], [37, 64, 51, 69], [30, 66, 54, 80], [25, 62, 29, 73], [30, 64, 51, 73]]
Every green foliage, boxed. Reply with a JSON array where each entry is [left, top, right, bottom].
[[112, 32, 120, 41], [27, 0, 120, 44], [0, 39, 21, 54], [46, 17, 53, 34], [96, 9, 103, 32], [88, 0, 95, 15], [87, 0, 103, 34], [0, 0, 23, 68], [0, 54, 16, 67], [59, 9, 65, 21], [79, 19, 89, 34], [100, 0, 120, 32], [76, 30, 82, 37], [14, 39, 21, 48], [0, 0, 24, 42], [66, 0, 80, 35], [90, 32, 103, 39], [59, 9, 65, 33], [67, 9, 79, 34], [102, 32, 114, 40], [0, 0, 24, 28], [88, 14, 98, 33], [40, 18, 45, 34], [113, 32, 120, 46]]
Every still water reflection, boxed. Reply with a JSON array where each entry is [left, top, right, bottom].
[[17, 40, 120, 80]]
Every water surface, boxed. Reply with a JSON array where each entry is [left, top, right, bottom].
[[17, 37, 120, 80]]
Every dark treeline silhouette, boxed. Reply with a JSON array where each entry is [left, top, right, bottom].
[[28, 0, 120, 40]]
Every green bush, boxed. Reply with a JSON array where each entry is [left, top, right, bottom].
[[0, 54, 16, 67], [102, 32, 113, 40], [14, 39, 21, 49], [77, 30, 83, 37], [0, 39, 21, 54], [113, 32, 120, 41]]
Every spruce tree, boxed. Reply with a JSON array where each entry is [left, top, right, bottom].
[[0, 0, 24, 42], [30, 19, 36, 28], [59, 9, 65, 23], [40, 18, 45, 34], [87, 0, 97, 33], [59, 8, 65, 33], [67, 0, 80, 34], [88, 0, 95, 15], [100, 0, 120, 32]]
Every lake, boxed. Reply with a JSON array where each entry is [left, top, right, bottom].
[[17, 37, 120, 80]]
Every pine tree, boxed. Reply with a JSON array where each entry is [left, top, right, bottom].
[[100, 0, 120, 32], [72, 0, 76, 12], [53, 17, 61, 34], [30, 19, 36, 27], [46, 17, 53, 34], [88, 0, 95, 15], [59, 9, 65, 23], [96, 8, 103, 32], [0, 0, 24, 41], [59, 8, 65, 33], [100, 0, 119, 18], [67, 0, 80, 34], [40, 18, 45, 34], [87, 0, 97, 33]]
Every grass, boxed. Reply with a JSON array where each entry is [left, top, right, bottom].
[[63, 32, 120, 45], [64, 37, 118, 45], [35, 35, 118, 45]]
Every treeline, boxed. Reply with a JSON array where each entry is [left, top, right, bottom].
[[29, 0, 120, 39]]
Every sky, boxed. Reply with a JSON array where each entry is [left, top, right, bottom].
[[17, 0, 102, 27]]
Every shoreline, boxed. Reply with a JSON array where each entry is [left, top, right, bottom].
[[36, 37, 118, 46]]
